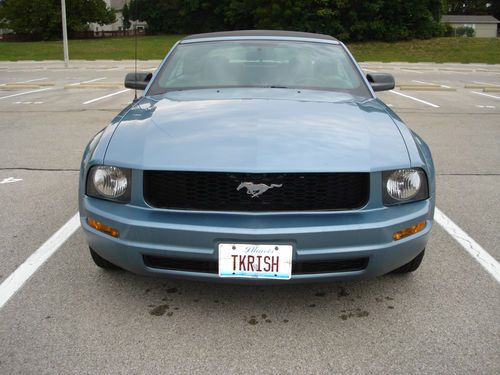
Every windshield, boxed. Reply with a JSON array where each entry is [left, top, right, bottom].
[[148, 40, 371, 97]]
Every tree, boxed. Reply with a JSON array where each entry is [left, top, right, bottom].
[[122, 3, 131, 30], [491, 1, 500, 20], [447, 1, 491, 14], [0, 0, 115, 40], [129, 0, 228, 34], [128, 0, 447, 42], [447, 1, 500, 20]]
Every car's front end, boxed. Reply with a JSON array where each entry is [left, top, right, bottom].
[[79, 31, 435, 282]]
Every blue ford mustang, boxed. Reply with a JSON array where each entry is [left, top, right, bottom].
[[79, 30, 435, 283]]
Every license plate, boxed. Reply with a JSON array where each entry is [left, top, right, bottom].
[[218, 243, 293, 280]]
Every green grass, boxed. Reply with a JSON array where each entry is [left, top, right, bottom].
[[347, 37, 500, 64], [0, 35, 184, 61], [0, 35, 499, 63]]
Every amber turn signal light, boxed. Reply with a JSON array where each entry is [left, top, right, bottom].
[[393, 221, 426, 241], [87, 217, 119, 238]]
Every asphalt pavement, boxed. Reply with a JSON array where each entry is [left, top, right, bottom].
[[0, 60, 499, 374]]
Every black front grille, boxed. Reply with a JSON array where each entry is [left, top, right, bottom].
[[293, 258, 369, 274], [143, 255, 368, 275], [143, 171, 369, 212], [143, 255, 218, 274]]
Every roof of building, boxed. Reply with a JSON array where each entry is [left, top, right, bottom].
[[182, 30, 339, 42], [442, 15, 500, 24]]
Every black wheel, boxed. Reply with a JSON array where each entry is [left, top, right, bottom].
[[89, 247, 121, 270], [391, 249, 425, 274]]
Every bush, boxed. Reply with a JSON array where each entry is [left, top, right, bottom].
[[455, 26, 476, 37], [444, 23, 454, 37]]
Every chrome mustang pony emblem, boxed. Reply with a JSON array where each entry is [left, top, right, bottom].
[[237, 182, 283, 198]]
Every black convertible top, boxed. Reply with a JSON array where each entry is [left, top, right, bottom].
[[182, 30, 338, 42]]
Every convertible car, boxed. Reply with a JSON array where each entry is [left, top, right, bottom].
[[79, 30, 435, 283]]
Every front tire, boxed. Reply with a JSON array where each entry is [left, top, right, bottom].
[[89, 247, 120, 270], [391, 249, 425, 274]]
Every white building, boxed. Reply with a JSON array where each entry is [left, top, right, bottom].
[[442, 15, 499, 37], [89, 0, 147, 33], [0, 28, 14, 39]]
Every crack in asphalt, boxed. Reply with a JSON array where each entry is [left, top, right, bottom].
[[435, 207, 500, 284], [439, 214, 499, 269], [454, 232, 498, 269]]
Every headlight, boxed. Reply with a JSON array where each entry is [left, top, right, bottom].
[[86, 166, 131, 202], [383, 168, 428, 205]]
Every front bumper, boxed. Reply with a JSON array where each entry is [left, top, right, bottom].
[[80, 196, 433, 283]]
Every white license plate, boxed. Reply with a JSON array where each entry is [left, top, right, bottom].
[[218, 243, 292, 280]]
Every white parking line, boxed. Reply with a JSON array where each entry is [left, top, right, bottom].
[[400, 69, 423, 74], [0, 177, 23, 184], [435, 208, 500, 284], [0, 88, 52, 101], [69, 77, 107, 86], [472, 81, 500, 87], [83, 88, 131, 105], [82, 77, 107, 83], [13, 101, 44, 105], [17, 78, 48, 83], [439, 69, 468, 74], [6, 69, 44, 73], [471, 91, 500, 100], [363, 68, 378, 73], [0, 78, 48, 86], [412, 80, 451, 89], [389, 90, 440, 108], [0, 213, 80, 309]]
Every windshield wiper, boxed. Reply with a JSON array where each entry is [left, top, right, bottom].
[[268, 85, 289, 89]]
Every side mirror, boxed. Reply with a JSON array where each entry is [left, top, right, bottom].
[[124, 72, 153, 90], [366, 73, 395, 92]]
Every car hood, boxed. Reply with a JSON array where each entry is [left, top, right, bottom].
[[104, 91, 410, 172]]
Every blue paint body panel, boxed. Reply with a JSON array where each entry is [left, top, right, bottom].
[[78, 33, 435, 283]]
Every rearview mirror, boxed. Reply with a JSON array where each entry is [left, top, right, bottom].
[[366, 73, 395, 92], [124, 72, 153, 90]]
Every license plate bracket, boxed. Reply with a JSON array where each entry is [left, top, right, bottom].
[[218, 243, 292, 280]]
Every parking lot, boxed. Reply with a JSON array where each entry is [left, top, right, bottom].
[[0, 60, 499, 374]]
